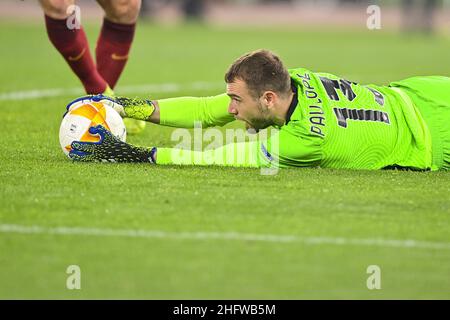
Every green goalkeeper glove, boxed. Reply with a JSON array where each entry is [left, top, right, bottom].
[[65, 94, 155, 121]]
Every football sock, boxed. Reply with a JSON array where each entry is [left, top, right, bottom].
[[44, 15, 107, 94], [96, 18, 136, 89]]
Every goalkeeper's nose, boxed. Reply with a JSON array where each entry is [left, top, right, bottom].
[[228, 105, 238, 115]]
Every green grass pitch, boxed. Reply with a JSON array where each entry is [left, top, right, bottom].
[[0, 21, 449, 299]]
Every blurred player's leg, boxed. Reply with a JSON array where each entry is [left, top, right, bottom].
[[39, 0, 108, 94], [96, 0, 145, 134], [422, 0, 437, 34], [95, 0, 141, 89], [181, 0, 206, 20]]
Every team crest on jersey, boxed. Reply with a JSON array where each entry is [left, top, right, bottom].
[[260, 143, 274, 162]]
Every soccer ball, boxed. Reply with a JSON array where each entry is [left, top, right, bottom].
[[59, 100, 126, 157]]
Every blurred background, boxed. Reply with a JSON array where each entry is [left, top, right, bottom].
[[1, 0, 449, 103], [0, 0, 450, 300], [1, 0, 449, 34]]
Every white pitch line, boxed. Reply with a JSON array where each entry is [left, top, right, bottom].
[[0, 81, 224, 101], [0, 224, 449, 250], [0, 73, 424, 102]]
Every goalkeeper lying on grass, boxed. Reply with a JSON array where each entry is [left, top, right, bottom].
[[67, 49, 450, 170]]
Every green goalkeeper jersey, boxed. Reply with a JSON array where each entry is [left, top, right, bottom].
[[279, 68, 432, 170], [156, 67, 435, 170]]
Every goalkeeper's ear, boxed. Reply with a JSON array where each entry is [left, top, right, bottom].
[[261, 91, 277, 110]]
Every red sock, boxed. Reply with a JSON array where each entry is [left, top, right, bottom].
[[44, 15, 107, 94], [96, 18, 136, 89]]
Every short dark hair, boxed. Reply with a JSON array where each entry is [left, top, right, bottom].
[[225, 49, 291, 99]]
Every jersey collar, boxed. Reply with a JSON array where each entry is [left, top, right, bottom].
[[285, 79, 299, 125]]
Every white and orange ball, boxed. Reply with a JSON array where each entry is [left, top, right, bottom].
[[59, 101, 126, 157]]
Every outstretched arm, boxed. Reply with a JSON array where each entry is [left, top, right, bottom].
[[66, 96, 321, 168], [157, 94, 235, 128], [66, 93, 234, 128], [68, 124, 321, 168], [113, 93, 234, 128], [69, 125, 270, 168]]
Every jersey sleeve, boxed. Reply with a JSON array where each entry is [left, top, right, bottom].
[[156, 140, 261, 167], [158, 93, 235, 128], [262, 126, 322, 168]]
